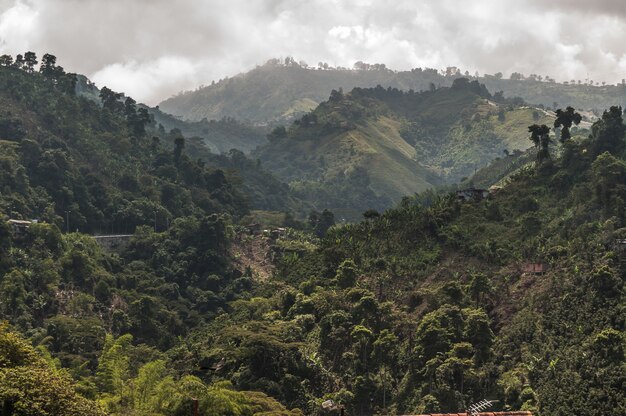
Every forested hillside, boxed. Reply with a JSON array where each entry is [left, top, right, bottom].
[[0, 55, 256, 234], [171, 104, 625, 416], [0, 52, 306, 415], [159, 59, 626, 124], [253, 79, 558, 219], [0, 52, 624, 416], [147, 107, 267, 154]]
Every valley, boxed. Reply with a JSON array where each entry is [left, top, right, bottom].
[[0, 47, 623, 416]]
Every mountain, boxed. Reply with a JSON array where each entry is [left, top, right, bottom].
[[1, 53, 624, 416], [148, 107, 267, 154], [74, 75, 268, 155], [252, 79, 560, 218], [159, 59, 626, 124], [0, 62, 257, 234], [152, 104, 624, 416]]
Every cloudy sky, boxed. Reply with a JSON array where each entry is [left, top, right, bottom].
[[2, 0, 626, 105]]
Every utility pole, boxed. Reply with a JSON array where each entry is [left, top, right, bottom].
[[65, 210, 71, 233], [154, 211, 157, 232]]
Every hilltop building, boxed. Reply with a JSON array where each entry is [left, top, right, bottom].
[[7, 219, 33, 236], [521, 262, 548, 275], [456, 188, 489, 202]]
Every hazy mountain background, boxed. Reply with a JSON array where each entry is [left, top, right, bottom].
[[159, 59, 626, 124]]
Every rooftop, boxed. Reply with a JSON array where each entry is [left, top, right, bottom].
[[409, 412, 532, 416]]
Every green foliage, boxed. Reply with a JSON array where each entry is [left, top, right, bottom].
[[590, 106, 625, 157], [0, 324, 105, 416], [0, 56, 249, 234], [528, 124, 551, 163], [1, 54, 626, 416], [554, 106, 582, 142]]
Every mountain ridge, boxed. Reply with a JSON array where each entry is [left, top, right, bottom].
[[159, 59, 626, 124]]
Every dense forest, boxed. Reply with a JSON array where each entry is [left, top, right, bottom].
[[0, 53, 624, 416]]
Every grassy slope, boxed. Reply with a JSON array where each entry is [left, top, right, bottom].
[[489, 107, 554, 150], [358, 117, 435, 199], [159, 64, 442, 123]]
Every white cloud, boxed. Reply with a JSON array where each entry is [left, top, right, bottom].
[[91, 56, 201, 105], [2, 0, 626, 104], [0, 0, 39, 51]]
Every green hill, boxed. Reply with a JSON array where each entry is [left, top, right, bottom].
[[0, 53, 624, 416], [0, 62, 256, 234], [159, 59, 626, 123], [253, 79, 555, 218]]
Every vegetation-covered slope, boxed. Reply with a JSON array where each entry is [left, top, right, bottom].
[[148, 107, 267, 154], [0, 324, 105, 415], [254, 79, 555, 218], [0, 57, 256, 234], [1, 52, 624, 416], [0, 52, 306, 415], [159, 59, 626, 123], [170, 105, 625, 416]]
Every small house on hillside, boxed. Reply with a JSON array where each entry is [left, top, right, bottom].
[[521, 262, 548, 275], [7, 219, 32, 236], [456, 188, 489, 202]]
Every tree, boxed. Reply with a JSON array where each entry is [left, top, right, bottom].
[[134, 107, 152, 137], [23, 51, 37, 73], [39, 53, 59, 78], [0, 324, 105, 416], [309, 209, 335, 237], [96, 334, 133, 395], [363, 209, 380, 220], [591, 152, 626, 214], [336, 259, 358, 288], [467, 272, 492, 305], [0, 54, 13, 67], [174, 136, 185, 166], [124, 96, 137, 119], [554, 106, 582, 142], [13, 54, 24, 69], [329, 88, 344, 102], [590, 106, 625, 156], [123, 97, 150, 137], [99, 86, 123, 114], [528, 124, 551, 163]]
